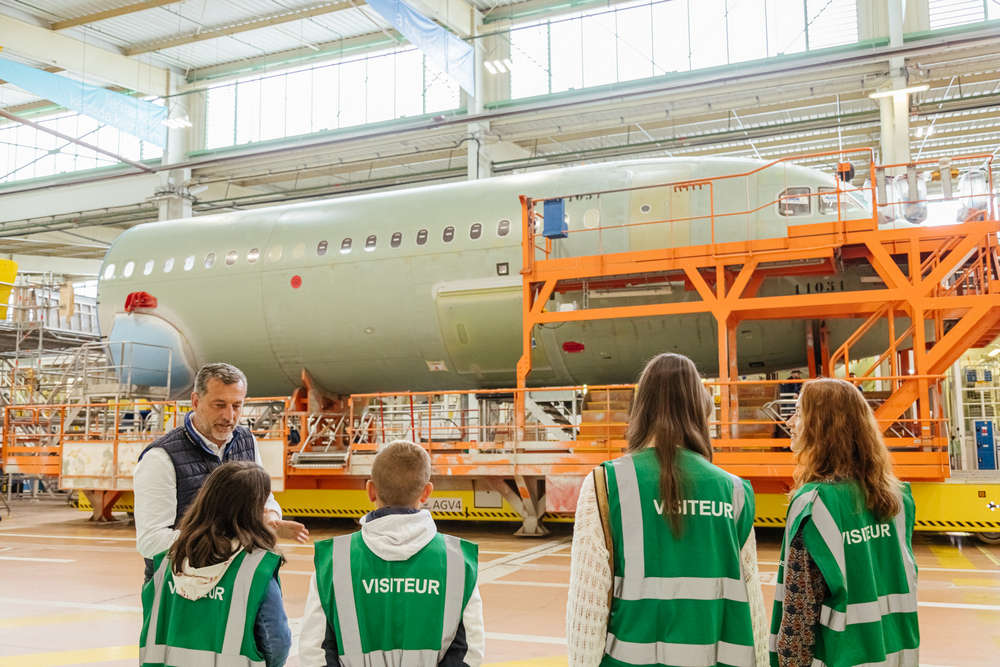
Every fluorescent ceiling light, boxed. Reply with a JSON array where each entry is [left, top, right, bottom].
[[988, 348, 1000, 357], [494, 59, 507, 74], [162, 116, 193, 129], [868, 84, 929, 99], [483, 60, 497, 75], [503, 58, 513, 70]]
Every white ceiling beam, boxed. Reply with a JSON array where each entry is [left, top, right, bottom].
[[405, 0, 478, 38], [20, 228, 125, 246], [0, 15, 170, 97], [0, 173, 161, 224], [182, 30, 397, 88], [124, 2, 356, 57], [3, 253, 103, 277], [52, 0, 185, 31]]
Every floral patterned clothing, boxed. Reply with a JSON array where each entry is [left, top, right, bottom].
[[775, 527, 829, 667]]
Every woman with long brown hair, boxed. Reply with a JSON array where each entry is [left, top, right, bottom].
[[567, 352, 768, 667], [140, 460, 291, 667], [771, 378, 919, 667]]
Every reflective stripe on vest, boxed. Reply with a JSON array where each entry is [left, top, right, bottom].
[[329, 533, 467, 667], [773, 584, 917, 633], [140, 549, 268, 667], [811, 647, 920, 667], [612, 455, 749, 603], [605, 636, 756, 667]]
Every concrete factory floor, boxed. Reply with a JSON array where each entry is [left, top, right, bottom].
[[0, 497, 998, 666]]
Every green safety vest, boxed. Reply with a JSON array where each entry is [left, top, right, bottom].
[[769, 481, 919, 667], [601, 448, 757, 667], [140, 548, 281, 667], [314, 530, 478, 667]]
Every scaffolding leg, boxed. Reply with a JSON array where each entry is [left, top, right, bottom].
[[82, 490, 123, 522], [486, 476, 549, 536]]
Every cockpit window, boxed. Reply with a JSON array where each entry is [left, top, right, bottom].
[[777, 187, 811, 217]]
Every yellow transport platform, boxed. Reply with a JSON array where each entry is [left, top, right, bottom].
[[80, 479, 1000, 532]]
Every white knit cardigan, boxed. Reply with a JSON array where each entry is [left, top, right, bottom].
[[566, 470, 770, 667]]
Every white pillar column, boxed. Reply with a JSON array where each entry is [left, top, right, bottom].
[[159, 71, 192, 221]]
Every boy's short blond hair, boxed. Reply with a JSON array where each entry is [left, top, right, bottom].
[[371, 440, 432, 507]]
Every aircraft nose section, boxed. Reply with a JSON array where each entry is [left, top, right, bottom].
[[107, 311, 198, 399]]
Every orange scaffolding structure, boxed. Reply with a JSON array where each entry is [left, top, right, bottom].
[[514, 150, 1000, 491], [6, 150, 1000, 536]]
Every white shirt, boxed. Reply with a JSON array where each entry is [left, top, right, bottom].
[[133, 422, 282, 559]]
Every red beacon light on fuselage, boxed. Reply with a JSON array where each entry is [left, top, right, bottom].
[[124, 291, 158, 313]]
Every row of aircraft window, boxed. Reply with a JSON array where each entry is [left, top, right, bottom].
[[103, 219, 514, 280], [103, 186, 855, 280]]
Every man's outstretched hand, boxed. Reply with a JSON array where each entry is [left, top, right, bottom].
[[266, 513, 310, 543]]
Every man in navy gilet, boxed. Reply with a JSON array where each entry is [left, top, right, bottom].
[[134, 362, 309, 582]]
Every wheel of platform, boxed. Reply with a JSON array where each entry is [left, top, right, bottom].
[[976, 531, 1000, 545]]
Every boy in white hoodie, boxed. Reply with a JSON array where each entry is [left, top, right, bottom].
[[299, 440, 485, 667]]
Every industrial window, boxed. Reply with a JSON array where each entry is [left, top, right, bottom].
[[508, 0, 858, 100], [443, 226, 455, 242], [143, 260, 154, 275], [164, 258, 174, 273], [226, 251, 238, 266], [929, 0, 989, 29], [183, 255, 195, 271], [391, 232, 402, 248], [470, 223, 482, 240], [341, 238, 352, 254], [777, 187, 811, 217], [317, 241, 328, 256], [103, 264, 115, 279], [497, 219, 511, 237], [205, 253, 217, 269], [292, 242, 305, 259], [416, 229, 428, 245], [123, 261, 135, 278], [268, 246, 282, 262], [365, 235, 377, 251], [247, 248, 260, 264], [204, 47, 459, 151], [0, 109, 163, 186]]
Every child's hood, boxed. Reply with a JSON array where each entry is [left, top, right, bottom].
[[171, 541, 241, 600], [360, 509, 437, 560]]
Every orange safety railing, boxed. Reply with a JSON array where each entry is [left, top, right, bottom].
[[278, 376, 954, 481], [522, 148, 882, 270], [1, 397, 288, 490]]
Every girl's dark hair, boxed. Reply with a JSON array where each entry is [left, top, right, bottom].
[[169, 460, 282, 573], [626, 353, 714, 533]]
